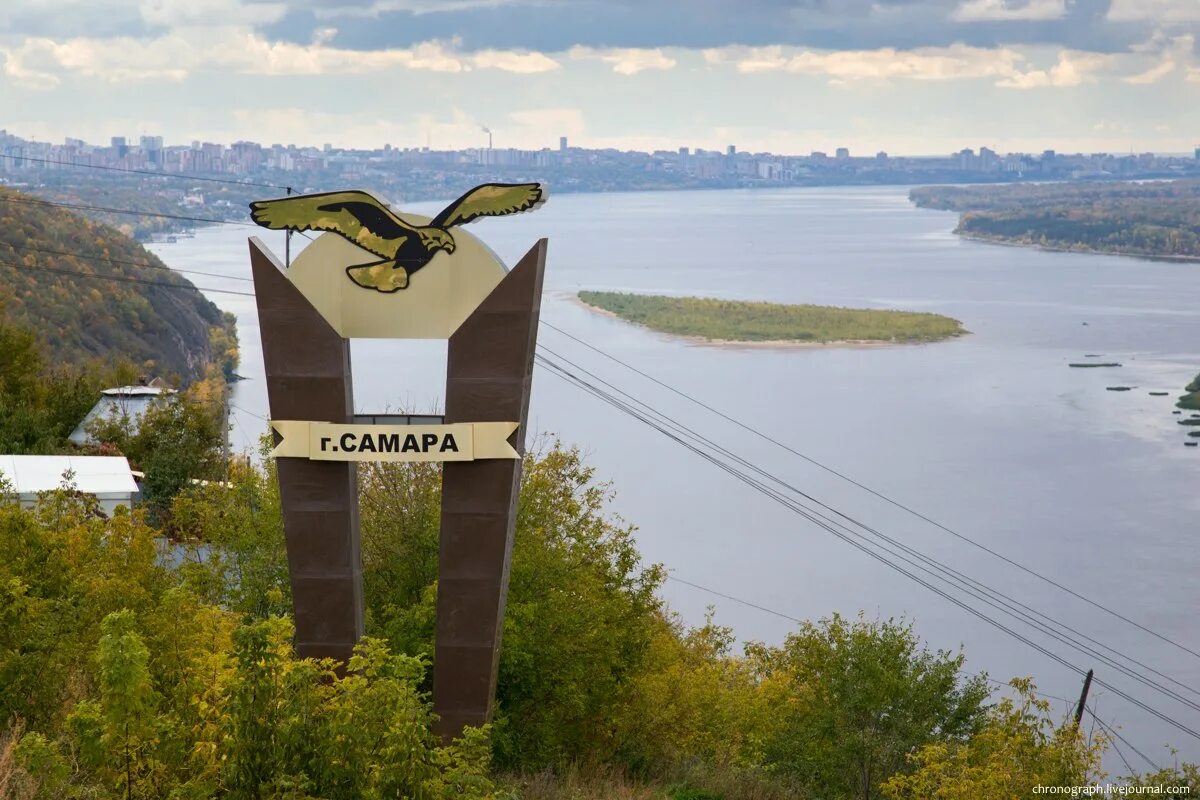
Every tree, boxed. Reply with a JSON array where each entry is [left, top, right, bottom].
[[359, 442, 666, 770], [882, 678, 1107, 799], [754, 613, 989, 800]]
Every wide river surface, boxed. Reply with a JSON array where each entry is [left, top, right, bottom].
[[151, 186, 1200, 766]]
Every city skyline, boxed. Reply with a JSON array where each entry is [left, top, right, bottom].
[[2, 125, 1198, 162], [1, 1, 1198, 155]]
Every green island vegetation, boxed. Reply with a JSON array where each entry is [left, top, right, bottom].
[[577, 291, 965, 344], [0, 185, 239, 382], [3, 331, 1197, 798], [1180, 372, 1200, 411], [910, 180, 1200, 260]]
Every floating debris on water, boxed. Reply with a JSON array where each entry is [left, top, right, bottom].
[[1179, 419, 1200, 426], [1070, 363, 1122, 368], [1149, 391, 1169, 396], [1187, 442, 1198, 447], [1106, 386, 1134, 392]]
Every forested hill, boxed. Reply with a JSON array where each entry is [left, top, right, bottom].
[[0, 186, 235, 383], [910, 180, 1200, 260]]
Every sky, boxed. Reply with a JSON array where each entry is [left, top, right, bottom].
[[0, 0, 1197, 155]]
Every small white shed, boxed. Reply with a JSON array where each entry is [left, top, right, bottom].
[[0, 455, 141, 516], [69, 386, 175, 447]]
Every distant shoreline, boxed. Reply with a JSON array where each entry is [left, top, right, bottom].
[[956, 231, 1200, 263]]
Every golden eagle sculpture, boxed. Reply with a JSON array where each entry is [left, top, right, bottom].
[[249, 182, 546, 292]]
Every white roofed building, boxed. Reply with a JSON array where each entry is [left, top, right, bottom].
[[0, 455, 140, 516]]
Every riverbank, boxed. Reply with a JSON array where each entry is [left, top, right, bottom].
[[957, 231, 1200, 263], [575, 291, 967, 347]]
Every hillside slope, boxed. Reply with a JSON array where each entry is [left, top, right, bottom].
[[0, 186, 234, 382]]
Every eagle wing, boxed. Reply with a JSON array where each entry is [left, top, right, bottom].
[[430, 183, 546, 229], [249, 191, 416, 260]]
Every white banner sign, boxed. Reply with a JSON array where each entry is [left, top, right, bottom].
[[270, 421, 519, 462]]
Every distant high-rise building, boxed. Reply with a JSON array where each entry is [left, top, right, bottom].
[[726, 145, 736, 157], [679, 146, 689, 157], [835, 147, 850, 160], [1195, 145, 1199, 160], [139, 135, 163, 150], [876, 151, 888, 162], [559, 136, 568, 151]]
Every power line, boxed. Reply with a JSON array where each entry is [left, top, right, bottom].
[[666, 574, 804, 624], [3, 154, 291, 191], [537, 345, 1200, 712], [0, 194, 258, 228], [534, 351, 1200, 744], [539, 320, 1200, 665], [0, 257, 256, 298], [1088, 706, 1161, 773], [0, 242, 255, 283]]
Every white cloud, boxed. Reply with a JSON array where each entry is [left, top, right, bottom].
[[994, 50, 1112, 87], [1124, 59, 1178, 84], [470, 48, 559, 73], [703, 43, 1128, 89], [0, 29, 560, 87], [703, 43, 1026, 82], [1121, 33, 1194, 84], [1107, 0, 1200, 22], [951, 0, 1068, 22], [568, 46, 677, 75]]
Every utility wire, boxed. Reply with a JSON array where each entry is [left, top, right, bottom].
[[534, 352, 1200, 743], [537, 345, 1200, 711], [0, 258, 256, 298], [539, 321, 1200, 664], [0, 242, 255, 283], [666, 574, 804, 624], [1088, 706, 1162, 773], [3, 154, 291, 191]]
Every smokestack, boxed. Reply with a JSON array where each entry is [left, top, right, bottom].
[[480, 126, 493, 150]]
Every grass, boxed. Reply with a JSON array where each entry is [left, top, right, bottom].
[[578, 291, 966, 345]]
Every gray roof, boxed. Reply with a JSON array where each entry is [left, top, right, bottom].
[[68, 386, 176, 447]]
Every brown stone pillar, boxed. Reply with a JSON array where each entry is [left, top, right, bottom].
[[249, 237, 364, 663], [434, 239, 548, 740]]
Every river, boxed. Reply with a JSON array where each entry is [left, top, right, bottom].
[[149, 185, 1200, 766]]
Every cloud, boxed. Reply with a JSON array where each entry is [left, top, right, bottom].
[[702, 43, 1026, 82], [1107, 0, 1200, 23], [950, 0, 1068, 22], [994, 49, 1111, 87], [1122, 33, 1195, 84], [470, 48, 559, 73], [0, 29, 560, 86], [702, 42, 1134, 89], [568, 46, 676, 74]]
